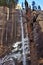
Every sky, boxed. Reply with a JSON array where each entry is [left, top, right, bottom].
[[18, 0, 43, 10]]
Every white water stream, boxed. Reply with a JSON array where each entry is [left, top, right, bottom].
[[20, 10, 27, 65]]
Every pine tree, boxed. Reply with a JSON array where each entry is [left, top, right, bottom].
[[32, 1, 35, 11], [38, 5, 41, 10]]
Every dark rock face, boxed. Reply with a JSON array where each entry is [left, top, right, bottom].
[[37, 32, 43, 58], [36, 11, 43, 58]]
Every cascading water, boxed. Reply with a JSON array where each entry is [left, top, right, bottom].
[[20, 10, 27, 65]]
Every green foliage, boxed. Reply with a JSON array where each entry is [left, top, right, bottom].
[[0, 0, 6, 6], [0, 0, 18, 7]]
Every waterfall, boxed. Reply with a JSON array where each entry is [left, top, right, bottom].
[[20, 10, 27, 65]]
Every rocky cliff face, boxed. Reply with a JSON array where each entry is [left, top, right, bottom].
[[0, 6, 43, 58], [0, 6, 9, 57], [36, 11, 43, 58]]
